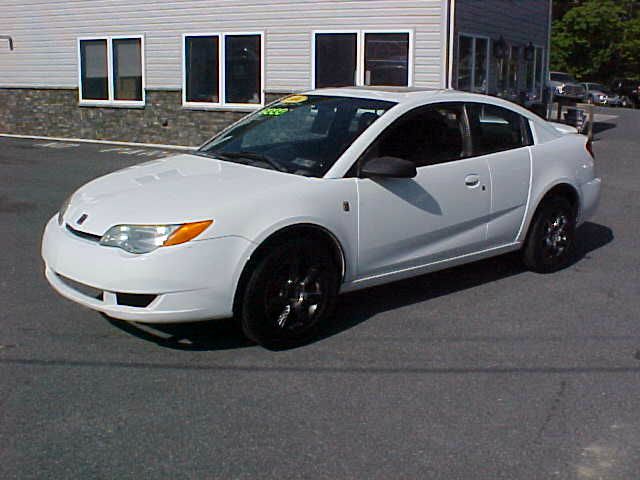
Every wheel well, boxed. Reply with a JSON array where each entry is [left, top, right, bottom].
[[541, 183, 580, 217], [232, 224, 346, 316]]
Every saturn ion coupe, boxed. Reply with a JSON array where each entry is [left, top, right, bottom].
[[42, 87, 601, 347]]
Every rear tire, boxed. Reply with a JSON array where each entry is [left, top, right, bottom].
[[239, 239, 339, 349], [522, 196, 577, 273]]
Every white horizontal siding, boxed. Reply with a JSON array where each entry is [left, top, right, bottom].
[[0, 0, 446, 91]]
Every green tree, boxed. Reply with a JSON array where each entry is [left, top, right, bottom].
[[551, 0, 640, 81]]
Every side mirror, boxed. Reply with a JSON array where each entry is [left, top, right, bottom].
[[360, 156, 417, 179]]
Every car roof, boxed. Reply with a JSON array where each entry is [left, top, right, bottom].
[[299, 86, 540, 120], [301, 86, 446, 102]]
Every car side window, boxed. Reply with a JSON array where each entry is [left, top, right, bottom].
[[466, 103, 532, 156], [363, 104, 467, 169]]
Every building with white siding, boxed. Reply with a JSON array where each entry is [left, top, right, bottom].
[[0, 0, 551, 146]]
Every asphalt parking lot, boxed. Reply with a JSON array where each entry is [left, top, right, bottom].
[[1, 107, 639, 479]]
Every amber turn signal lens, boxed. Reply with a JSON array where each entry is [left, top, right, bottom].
[[163, 220, 213, 246]]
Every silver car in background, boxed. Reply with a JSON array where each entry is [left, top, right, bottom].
[[581, 82, 623, 107]]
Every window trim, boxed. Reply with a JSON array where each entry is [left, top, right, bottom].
[[456, 33, 491, 94], [77, 35, 146, 108], [182, 31, 265, 111], [311, 29, 414, 89]]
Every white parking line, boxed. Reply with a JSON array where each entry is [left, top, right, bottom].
[[99, 147, 170, 157], [34, 142, 81, 149], [0, 132, 194, 151]]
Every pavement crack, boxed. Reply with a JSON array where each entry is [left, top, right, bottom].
[[533, 379, 568, 446]]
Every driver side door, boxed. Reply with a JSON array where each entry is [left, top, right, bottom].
[[355, 103, 492, 279]]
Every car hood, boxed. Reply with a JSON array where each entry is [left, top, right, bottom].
[[63, 153, 306, 235]]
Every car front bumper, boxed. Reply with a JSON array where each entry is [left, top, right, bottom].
[[42, 216, 253, 323]]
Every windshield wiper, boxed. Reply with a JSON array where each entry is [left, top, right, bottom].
[[218, 151, 289, 173], [193, 151, 236, 161]]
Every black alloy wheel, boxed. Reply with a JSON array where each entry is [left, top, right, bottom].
[[240, 239, 339, 348], [522, 196, 577, 273]]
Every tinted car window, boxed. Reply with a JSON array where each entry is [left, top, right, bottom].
[[363, 104, 466, 168], [467, 103, 531, 155]]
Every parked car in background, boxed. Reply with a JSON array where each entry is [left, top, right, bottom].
[[609, 79, 640, 108], [548, 72, 586, 101], [42, 88, 601, 348], [581, 83, 623, 107]]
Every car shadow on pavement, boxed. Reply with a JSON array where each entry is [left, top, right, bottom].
[[105, 222, 613, 351], [320, 221, 614, 341], [592, 121, 616, 137], [104, 316, 254, 351]]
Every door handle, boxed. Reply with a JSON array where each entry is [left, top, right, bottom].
[[465, 174, 480, 187]]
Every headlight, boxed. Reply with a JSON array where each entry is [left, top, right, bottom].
[[58, 196, 72, 226], [99, 220, 213, 254]]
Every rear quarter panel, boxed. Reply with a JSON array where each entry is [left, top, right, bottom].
[[516, 133, 594, 243]]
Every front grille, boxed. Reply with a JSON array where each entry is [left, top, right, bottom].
[[66, 224, 101, 242], [564, 85, 585, 97], [56, 273, 158, 308]]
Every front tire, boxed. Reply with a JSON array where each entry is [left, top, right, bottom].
[[239, 239, 339, 348], [522, 196, 577, 273]]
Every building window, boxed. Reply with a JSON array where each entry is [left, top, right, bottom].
[[456, 34, 489, 94], [497, 44, 517, 97], [313, 30, 413, 89], [534, 46, 545, 99], [183, 33, 264, 109], [78, 36, 144, 106], [314, 33, 357, 88], [185, 36, 219, 103], [525, 46, 545, 101], [364, 32, 409, 86], [507, 46, 519, 92]]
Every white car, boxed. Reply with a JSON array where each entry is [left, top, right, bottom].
[[42, 88, 601, 347]]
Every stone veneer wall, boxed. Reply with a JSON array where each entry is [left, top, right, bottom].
[[0, 88, 287, 146]]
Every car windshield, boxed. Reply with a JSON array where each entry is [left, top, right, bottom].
[[198, 95, 396, 177], [551, 73, 577, 83], [590, 83, 609, 93]]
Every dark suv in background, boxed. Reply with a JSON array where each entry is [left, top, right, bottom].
[[610, 79, 640, 108]]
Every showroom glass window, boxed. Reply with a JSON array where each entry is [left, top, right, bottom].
[[183, 33, 263, 107], [313, 31, 412, 88], [78, 36, 144, 106], [457, 34, 489, 94]]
